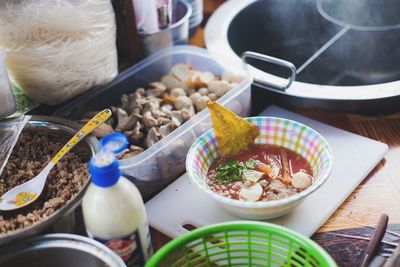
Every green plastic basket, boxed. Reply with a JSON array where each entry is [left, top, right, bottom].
[[146, 221, 337, 267]]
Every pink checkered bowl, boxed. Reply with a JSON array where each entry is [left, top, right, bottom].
[[186, 117, 334, 219]]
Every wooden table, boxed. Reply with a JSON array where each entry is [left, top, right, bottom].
[[151, 1, 400, 266]]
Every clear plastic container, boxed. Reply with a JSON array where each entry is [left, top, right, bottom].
[[53, 45, 252, 198], [0, 50, 16, 119]]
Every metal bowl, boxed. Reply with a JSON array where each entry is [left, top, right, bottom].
[[0, 234, 126, 267], [0, 116, 98, 245], [140, 0, 192, 56]]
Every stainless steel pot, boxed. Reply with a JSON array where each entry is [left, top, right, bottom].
[[0, 234, 126, 267], [140, 0, 191, 56], [205, 0, 400, 114], [0, 116, 98, 245]]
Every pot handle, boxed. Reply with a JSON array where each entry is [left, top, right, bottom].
[[242, 51, 297, 91]]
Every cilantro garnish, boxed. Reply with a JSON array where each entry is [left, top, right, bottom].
[[215, 159, 256, 184]]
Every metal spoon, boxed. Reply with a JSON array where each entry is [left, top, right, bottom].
[[0, 109, 112, 211]]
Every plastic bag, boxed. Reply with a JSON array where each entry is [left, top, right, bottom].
[[0, 0, 118, 105], [0, 116, 30, 177]]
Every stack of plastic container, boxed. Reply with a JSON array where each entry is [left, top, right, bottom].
[[182, 0, 203, 32]]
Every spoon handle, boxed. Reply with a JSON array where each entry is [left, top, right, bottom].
[[50, 109, 112, 165]]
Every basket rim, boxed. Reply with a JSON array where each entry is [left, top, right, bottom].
[[145, 221, 337, 266]]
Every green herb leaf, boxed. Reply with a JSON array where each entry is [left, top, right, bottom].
[[244, 159, 256, 169], [215, 159, 257, 184]]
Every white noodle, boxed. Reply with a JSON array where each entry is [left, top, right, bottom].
[[0, 0, 118, 105]]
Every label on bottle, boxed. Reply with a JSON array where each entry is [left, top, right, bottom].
[[90, 229, 145, 267]]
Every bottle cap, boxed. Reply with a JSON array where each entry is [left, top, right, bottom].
[[89, 132, 128, 187], [89, 152, 120, 187], [99, 132, 128, 154]]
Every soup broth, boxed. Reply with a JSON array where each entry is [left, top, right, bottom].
[[207, 144, 313, 202]]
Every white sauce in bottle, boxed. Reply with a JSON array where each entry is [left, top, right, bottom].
[[82, 152, 152, 266]]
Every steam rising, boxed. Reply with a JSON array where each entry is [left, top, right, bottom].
[[228, 0, 400, 86], [319, 0, 400, 30]]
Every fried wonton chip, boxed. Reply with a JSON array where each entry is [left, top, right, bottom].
[[207, 101, 259, 157]]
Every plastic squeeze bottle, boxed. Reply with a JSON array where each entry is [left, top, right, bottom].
[[82, 132, 152, 267]]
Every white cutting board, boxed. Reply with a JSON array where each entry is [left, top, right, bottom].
[[146, 106, 388, 238]]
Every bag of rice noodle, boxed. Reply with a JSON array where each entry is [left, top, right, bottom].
[[0, 0, 118, 105]]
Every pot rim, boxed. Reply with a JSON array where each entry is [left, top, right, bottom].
[[0, 233, 126, 267], [204, 0, 400, 101]]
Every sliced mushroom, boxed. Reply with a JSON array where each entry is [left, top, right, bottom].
[[131, 105, 142, 116], [120, 113, 141, 131], [144, 127, 160, 148], [180, 108, 194, 122], [157, 117, 172, 126], [122, 92, 145, 114], [142, 111, 158, 128], [158, 122, 178, 138], [238, 183, 263, 202], [291, 172, 312, 190], [120, 94, 130, 112], [136, 88, 145, 95], [171, 111, 183, 126], [170, 109, 194, 126], [112, 107, 129, 130], [143, 100, 165, 118], [126, 121, 144, 145]]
